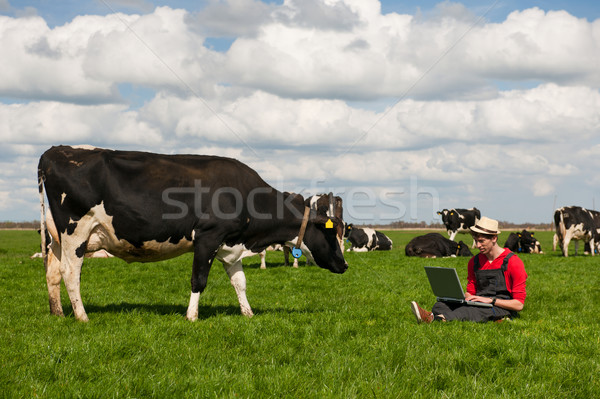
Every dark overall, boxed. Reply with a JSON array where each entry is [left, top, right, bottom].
[[431, 253, 517, 322]]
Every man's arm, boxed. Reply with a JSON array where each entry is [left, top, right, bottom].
[[464, 293, 524, 311]]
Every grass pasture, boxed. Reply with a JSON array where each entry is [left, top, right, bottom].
[[0, 229, 599, 398]]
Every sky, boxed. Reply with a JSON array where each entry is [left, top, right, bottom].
[[1, 0, 600, 225]]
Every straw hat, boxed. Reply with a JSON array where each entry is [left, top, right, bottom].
[[470, 216, 501, 235]]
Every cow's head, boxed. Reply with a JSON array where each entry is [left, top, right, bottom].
[[456, 241, 473, 257], [344, 223, 353, 238], [303, 214, 348, 273], [292, 192, 347, 274], [437, 209, 449, 224], [438, 209, 461, 229], [443, 210, 463, 230]]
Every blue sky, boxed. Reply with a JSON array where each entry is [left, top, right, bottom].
[[1, 0, 600, 225]]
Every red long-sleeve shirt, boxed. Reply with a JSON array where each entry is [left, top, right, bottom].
[[466, 248, 528, 304]]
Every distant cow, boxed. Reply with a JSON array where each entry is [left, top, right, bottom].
[[437, 208, 481, 243], [344, 224, 393, 252], [405, 233, 472, 258], [503, 230, 542, 254], [554, 206, 598, 257], [38, 146, 348, 322]]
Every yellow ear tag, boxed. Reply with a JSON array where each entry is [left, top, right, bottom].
[[325, 219, 334, 229]]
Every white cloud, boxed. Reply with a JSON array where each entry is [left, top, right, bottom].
[[0, 101, 163, 146], [187, 0, 277, 37], [532, 179, 555, 197]]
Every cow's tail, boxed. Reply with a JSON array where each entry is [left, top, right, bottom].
[[38, 167, 48, 269], [554, 209, 566, 242]]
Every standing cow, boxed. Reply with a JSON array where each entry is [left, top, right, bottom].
[[344, 224, 393, 252], [38, 146, 348, 321], [437, 208, 481, 244], [554, 206, 597, 257], [405, 233, 472, 258]]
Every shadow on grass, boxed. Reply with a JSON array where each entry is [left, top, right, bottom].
[[242, 260, 313, 269], [67, 302, 316, 319]]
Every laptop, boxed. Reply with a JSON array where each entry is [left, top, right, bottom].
[[424, 266, 492, 308]]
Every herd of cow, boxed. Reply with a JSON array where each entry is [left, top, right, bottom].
[[34, 146, 593, 321]]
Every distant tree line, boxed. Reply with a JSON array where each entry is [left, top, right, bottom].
[[0, 221, 40, 229]]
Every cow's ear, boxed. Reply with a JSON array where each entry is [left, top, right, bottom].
[[450, 212, 454, 216], [437, 211, 441, 215]]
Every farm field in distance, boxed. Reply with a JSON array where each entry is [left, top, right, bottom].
[[0, 229, 598, 398]]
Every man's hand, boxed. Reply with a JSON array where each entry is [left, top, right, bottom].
[[465, 294, 493, 303]]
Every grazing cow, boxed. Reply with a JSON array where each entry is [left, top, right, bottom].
[[344, 224, 393, 252], [503, 230, 542, 254], [38, 146, 348, 321], [554, 206, 598, 257], [257, 193, 344, 269], [437, 208, 481, 243], [405, 233, 472, 258]]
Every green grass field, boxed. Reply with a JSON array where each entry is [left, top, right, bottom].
[[1, 229, 598, 398]]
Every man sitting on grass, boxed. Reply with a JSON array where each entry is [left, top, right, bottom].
[[411, 216, 528, 323]]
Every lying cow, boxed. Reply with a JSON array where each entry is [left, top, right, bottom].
[[503, 230, 542, 254], [344, 224, 393, 252], [405, 233, 472, 258], [38, 145, 348, 321]]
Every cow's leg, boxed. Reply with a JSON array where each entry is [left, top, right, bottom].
[[46, 240, 64, 317], [283, 246, 290, 266], [60, 238, 88, 322], [186, 236, 223, 321], [283, 246, 299, 268], [223, 260, 253, 317], [590, 239, 595, 256], [449, 231, 457, 241], [552, 234, 558, 251], [259, 250, 267, 269], [568, 239, 575, 257]]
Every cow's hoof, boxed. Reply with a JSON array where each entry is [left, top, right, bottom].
[[186, 314, 198, 322]]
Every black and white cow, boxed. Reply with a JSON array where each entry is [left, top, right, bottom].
[[257, 193, 344, 269], [38, 146, 348, 321], [344, 224, 393, 252], [503, 230, 542, 254], [405, 232, 472, 258], [554, 206, 598, 257], [437, 208, 481, 244]]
